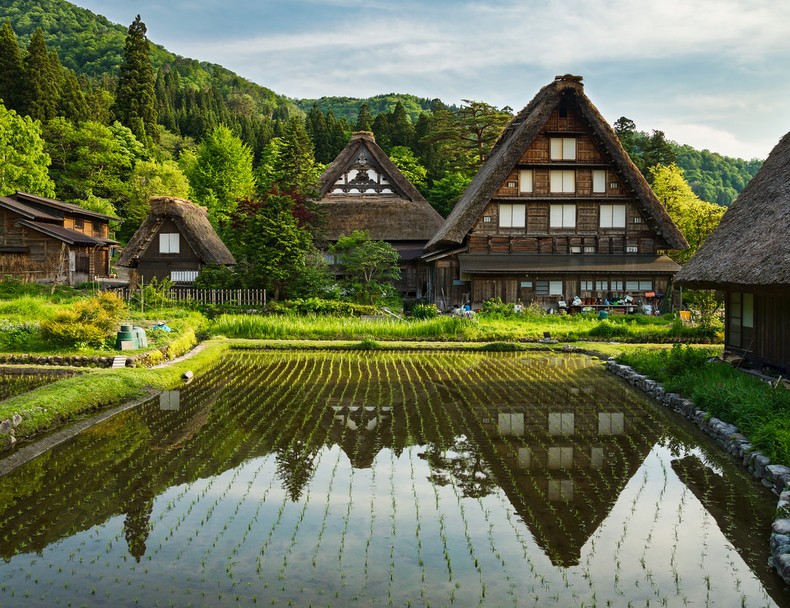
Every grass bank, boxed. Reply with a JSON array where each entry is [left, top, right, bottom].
[[618, 345, 790, 464], [0, 340, 231, 448]]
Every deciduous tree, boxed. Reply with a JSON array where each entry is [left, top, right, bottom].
[[330, 230, 400, 305], [0, 101, 55, 196]]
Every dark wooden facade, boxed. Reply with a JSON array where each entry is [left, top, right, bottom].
[[130, 217, 203, 284], [724, 291, 790, 372], [425, 76, 687, 311], [0, 192, 116, 285]]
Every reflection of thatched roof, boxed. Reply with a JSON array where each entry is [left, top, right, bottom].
[[676, 132, 790, 291], [316, 131, 444, 242], [117, 197, 235, 267], [426, 75, 687, 251]]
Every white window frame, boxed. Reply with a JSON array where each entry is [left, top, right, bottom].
[[519, 169, 533, 193], [580, 280, 593, 291], [550, 170, 575, 193], [499, 203, 526, 228], [550, 137, 576, 160], [550, 204, 576, 228], [592, 170, 607, 193], [535, 280, 564, 296], [600, 204, 626, 228], [625, 280, 653, 291], [595, 280, 608, 291], [611, 280, 623, 291], [159, 232, 180, 254]]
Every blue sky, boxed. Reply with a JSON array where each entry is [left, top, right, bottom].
[[72, 0, 790, 160]]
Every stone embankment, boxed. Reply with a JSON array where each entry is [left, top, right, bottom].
[[606, 359, 790, 585]]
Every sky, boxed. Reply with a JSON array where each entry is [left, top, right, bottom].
[[70, 0, 790, 160]]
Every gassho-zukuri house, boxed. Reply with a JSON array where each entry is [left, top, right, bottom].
[[423, 74, 688, 311], [117, 196, 235, 284], [676, 131, 790, 372], [315, 130, 445, 301]]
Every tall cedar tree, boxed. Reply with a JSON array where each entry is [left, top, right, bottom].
[[21, 29, 60, 123], [0, 21, 24, 113], [355, 104, 374, 131], [114, 16, 158, 147], [278, 116, 320, 196]]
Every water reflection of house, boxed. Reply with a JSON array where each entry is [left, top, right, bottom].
[[457, 372, 662, 567]]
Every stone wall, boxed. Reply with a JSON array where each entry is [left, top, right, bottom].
[[606, 358, 790, 585]]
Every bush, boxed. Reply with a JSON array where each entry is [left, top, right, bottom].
[[411, 303, 439, 320], [586, 319, 631, 339], [41, 291, 127, 348], [480, 297, 519, 317], [266, 297, 379, 317]]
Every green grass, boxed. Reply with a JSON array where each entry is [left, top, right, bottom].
[[618, 344, 790, 465]]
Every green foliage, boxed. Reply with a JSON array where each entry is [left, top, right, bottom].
[[266, 298, 378, 317], [618, 345, 790, 464], [194, 265, 242, 290], [0, 101, 55, 196], [122, 158, 190, 240], [330, 230, 401, 305], [113, 15, 157, 147], [20, 28, 61, 122], [410, 303, 439, 320], [40, 291, 126, 348], [480, 297, 519, 317], [389, 146, 427, 192], [349, 338, 381, 350], [225, 195, 329, 299], [185, 124, 256, 225], [294, 93, 434, 124], [0, 21, 24, 112], [427, 172, 471, 217], [649, 163, 725, 264], [586, 319, 631, 339]]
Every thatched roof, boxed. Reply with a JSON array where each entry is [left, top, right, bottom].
[[676, 132, 790, 291], [425, 75, 687, 252], [316, 131, 444, 242], [117, 197, 235, 267]]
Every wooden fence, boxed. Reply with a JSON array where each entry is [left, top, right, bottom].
[[111, 287, 267, 307]]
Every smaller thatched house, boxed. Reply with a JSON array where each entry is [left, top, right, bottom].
[[118, 197, 235, 284], [676, 132, 790, 371], [315, 131, 445, 300]]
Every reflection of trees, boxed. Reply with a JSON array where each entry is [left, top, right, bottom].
[[275, 440, 319, 502], [420, 435, 497, 499], [123, 488, 154, 562]]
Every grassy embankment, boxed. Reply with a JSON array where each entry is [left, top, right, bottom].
[[618, 345, 790, 465]]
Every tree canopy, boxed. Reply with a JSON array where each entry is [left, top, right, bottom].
[[0, 101, 55, 196]]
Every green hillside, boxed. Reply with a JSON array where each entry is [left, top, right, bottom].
[[295, 94, 440, 124]]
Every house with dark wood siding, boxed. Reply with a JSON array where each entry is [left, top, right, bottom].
[[676, 132, 790, 372], [424, 75, 688, 310], [315, 131, 445, 300], [117, 197, 235, 284], [0, 191, 118, 285]]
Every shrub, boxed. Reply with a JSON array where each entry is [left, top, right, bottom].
[[41, 291, 127, 348], [411, 303, 439, 320], [480, 297, 519, 317], [586, 319, 631, 339]]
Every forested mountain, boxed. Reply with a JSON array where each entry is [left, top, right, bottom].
[[295, 94, 440, 124]]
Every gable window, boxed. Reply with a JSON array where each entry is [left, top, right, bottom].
[[600, 204, 626, 228], [159, 233, 180, 254], [74, 218, 84, 229], [550, 137, 576, 160], [519, 169, 533, 193], [550, 204, 576, 229], [592, 170, 607, 193], [499, 203, 526, 228], [550, 170, 575, 193]]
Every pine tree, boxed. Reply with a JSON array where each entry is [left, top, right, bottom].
[[21, 29, 60, 122], [305, 104, 330, 163], [0, 21, 24, 113], [113, 15, 158, 147], [278, 116, 320, 196], [355, 103, 374, 131], [390, 101, 415, 149]]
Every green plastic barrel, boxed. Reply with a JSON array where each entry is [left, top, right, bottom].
[[116, 324, 137, 350], [598, 310, 609, 321]]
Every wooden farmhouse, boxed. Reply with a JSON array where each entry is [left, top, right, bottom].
[[424, 75, 688, 311], [0, 191, 118, 285], [676, 132, 790, 372], [315, 131, 445, 300], [117, 197, 235, 284]]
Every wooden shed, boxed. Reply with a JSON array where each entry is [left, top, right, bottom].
[[315, 131, 445, 300], [117, 197, 235, 284], [424, 75, 688, 311], [0, 191, 118, 285], [676, 132, 790, 371]]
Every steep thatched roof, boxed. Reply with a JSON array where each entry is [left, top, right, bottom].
[[676, 132, 790, 291], [117, 197, 235, 267], [316, 131, 444, 242], [425, 75, 687, 252]]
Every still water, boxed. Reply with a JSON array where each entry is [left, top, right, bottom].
[[0, 350, 785, 607]]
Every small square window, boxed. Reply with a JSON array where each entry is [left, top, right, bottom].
[[626, 245, 638, 253], [583, 246, 596, 253], [580, 280, 593, 291], [74, 218, 84, 229], [570, 246, 582, 254], [633, 216, 642, 224], [483, 216, 492, 223], [506, 181, 517, 188], [609, 182, 619, 189]]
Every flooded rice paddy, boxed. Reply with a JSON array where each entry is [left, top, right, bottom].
[[0, 350, 786, 607]]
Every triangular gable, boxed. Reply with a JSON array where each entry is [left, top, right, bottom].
[[319, 131, 426, 202], [426, 75, 687, 251]]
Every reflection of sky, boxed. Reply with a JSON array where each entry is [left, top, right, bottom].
[[1, 442, 782, 607]]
